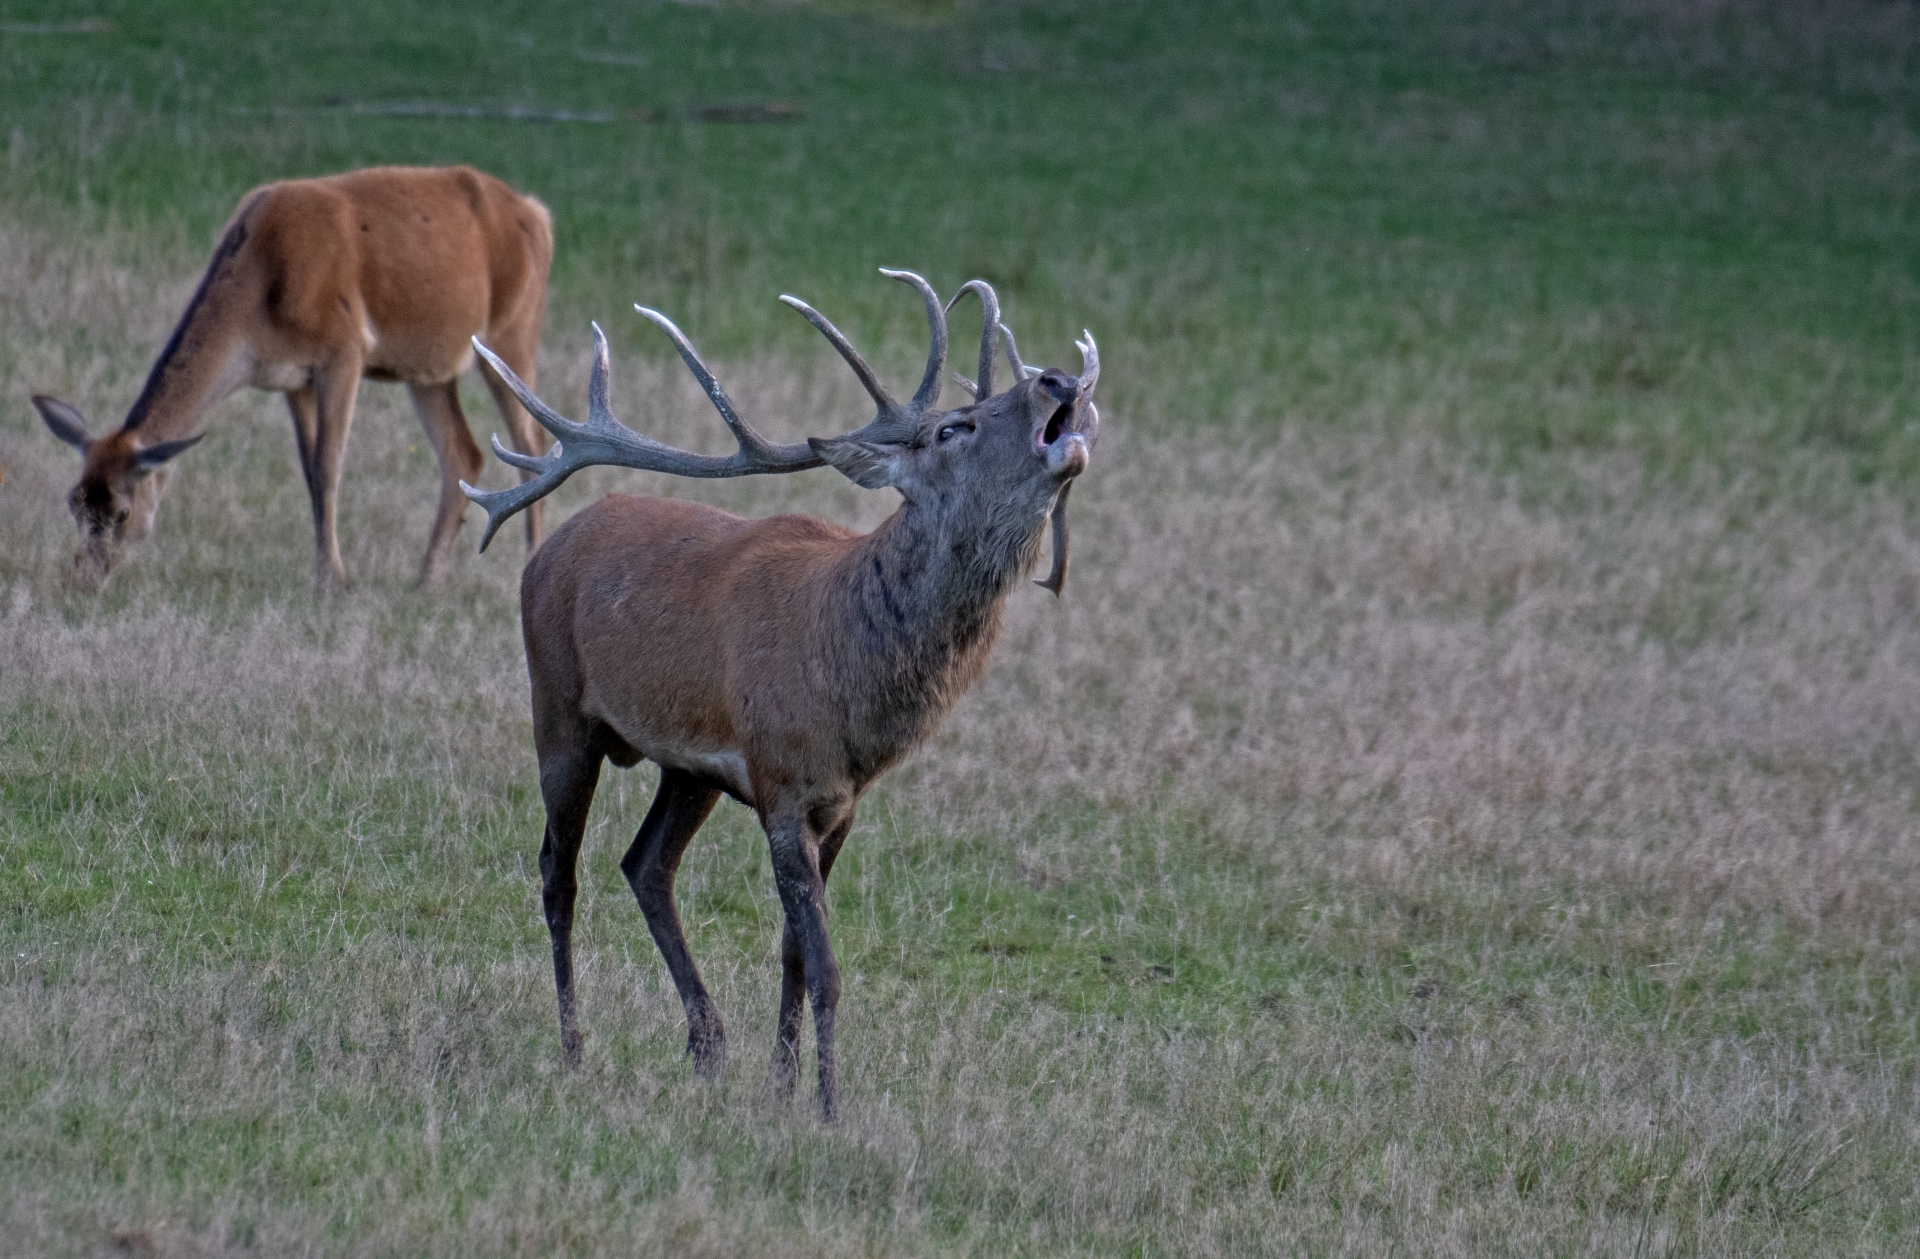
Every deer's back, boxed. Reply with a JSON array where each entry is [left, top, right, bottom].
[[232, 166, 551, 382]]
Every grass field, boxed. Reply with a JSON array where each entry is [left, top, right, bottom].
[[4, 0, 1920, 1254]]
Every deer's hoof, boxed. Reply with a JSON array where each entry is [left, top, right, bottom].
[[688, 1033, 728, 1081]]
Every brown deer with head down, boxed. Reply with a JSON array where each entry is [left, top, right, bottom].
[[33, 165, 553, 591], [462, 270, 1099, 1118]]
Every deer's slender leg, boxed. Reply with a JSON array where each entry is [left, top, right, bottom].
[[766, 810, 850, 1120], [768, 812, 853, 1098], [306, 357, 364, 592], [619, 768, 726, 1077], [537, 749, 602, 1070], [286, 384, 319, 480], [475, 328, 550, 552], [406, 380, 486, 586]]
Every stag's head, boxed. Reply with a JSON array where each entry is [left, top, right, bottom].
[[461, 268, 1098, 590], [798, 276, 1098, 589], [33, 395, 200, 590]]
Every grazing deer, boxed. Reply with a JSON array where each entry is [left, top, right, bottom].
[[462, 270, 1099, 1118], [32, 165, 553, 591]]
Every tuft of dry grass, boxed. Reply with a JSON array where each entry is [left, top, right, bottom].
[[3, 220, 1918, 1255]]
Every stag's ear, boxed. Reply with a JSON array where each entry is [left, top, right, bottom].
[[132, 434, 203, 472], [33, 395, 92, 452], [809, 435, 909, 490]]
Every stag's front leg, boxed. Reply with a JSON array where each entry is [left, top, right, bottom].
[[620, 768, 726, 1078], [766, 809, 852, 1119], [537, 750, 602, 1069]]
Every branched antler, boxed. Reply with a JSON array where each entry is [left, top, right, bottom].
[[461, 321, 821, 551], [462, 270, 961, 551]]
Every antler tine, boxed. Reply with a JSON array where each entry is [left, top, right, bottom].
[[999, 321, 1042, 381], [474, 332, 592, 460], [1076, 329, 1101, 393], [634, 304, 797, 464], [462, 335, 593, 551], [944, 279, 1000, 401], [461, 321, 825, 554], [1074, 330, 1102, 451], [879, 268, 948, 416], [778, 294, 899, 418]]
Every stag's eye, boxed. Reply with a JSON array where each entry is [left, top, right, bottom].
[[937, 422, 974, 444]]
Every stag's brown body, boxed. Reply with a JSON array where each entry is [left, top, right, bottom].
[[466, 273, 1098, 1118], [34, 164, 553, 590], [528, 494, 1022, 804]]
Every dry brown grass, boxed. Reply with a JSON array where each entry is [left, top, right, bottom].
[[3, 217, 1918, 1255]]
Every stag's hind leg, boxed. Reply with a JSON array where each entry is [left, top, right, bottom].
[[620, 768, 726, 1077], [766, 808, 853, 1119], [536, 748, 602, 1069]]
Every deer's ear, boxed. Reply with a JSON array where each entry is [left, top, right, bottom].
[[809, 436, 908, 490], [132, 434, 203, 473], [33, 395, 92, 452]]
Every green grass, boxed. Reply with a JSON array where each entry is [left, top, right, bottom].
[[5, 0, 1920, 1254], [6, 0, 1920, 471]]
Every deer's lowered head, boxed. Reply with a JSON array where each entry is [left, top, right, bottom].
[[33, 395, 201, 590]]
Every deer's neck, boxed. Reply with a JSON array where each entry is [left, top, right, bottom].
[[831, 496, 1048, 775], [119, 206, 260, 440]]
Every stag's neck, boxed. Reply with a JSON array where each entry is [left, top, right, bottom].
[[830, 496, 1048, 773], [119, 203, 261, 440]]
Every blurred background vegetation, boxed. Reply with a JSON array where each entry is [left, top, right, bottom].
[[5, 0, 1917, 476]]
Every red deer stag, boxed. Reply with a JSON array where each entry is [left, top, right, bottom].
[[32, 165, 553, 591], [461, 270, 1099, 1118]]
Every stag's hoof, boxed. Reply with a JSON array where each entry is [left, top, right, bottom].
[[688, 1034, 728, 1081], [764, 1035, 805, 1098]]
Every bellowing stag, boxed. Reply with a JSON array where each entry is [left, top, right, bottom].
[[463, 271, 1099, 1118]]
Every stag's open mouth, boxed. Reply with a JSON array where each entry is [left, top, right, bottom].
[[1039, 402, 1073, 451]]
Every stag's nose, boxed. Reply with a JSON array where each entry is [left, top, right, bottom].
[[1039, 370, 1079, 404]]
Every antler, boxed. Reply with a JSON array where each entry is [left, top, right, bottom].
[[778, 268, 947, 442], [461, 319, 822, 551], [944, 280, 1002, 401], [463, 270, 963, 551], [999, 320, 1042, 385]]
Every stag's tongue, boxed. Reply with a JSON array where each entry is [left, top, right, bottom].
[[1034, 481, 1076, 595], [1045, 431, 1089, 480]]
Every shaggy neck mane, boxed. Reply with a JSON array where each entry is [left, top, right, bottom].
[[828, 494, 1050, 774]]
